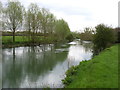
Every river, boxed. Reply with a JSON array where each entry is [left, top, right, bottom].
[[2, 39, 93, 88]]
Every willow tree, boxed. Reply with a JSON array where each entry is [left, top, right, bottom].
[[55, 19, 71, 41], [47, 13, 56, 35], [25, 3, 40, 43], [4, 1, 24, 43], [40, 8, 53, 37], [0, 1, 6, 31], [0, 1, 3, 30], [0, 1, 2, 13]]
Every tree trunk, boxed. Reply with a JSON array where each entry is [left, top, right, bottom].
[[13, 29, 15, 43], [29, 29, 31, 43]]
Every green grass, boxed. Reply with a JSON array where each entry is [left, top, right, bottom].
[[2, 36, 29, 44], [2, 36, 59, 44], [63, 44, 118, 88]]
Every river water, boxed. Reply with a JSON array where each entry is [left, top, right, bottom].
[[2, 39, 93, 88]]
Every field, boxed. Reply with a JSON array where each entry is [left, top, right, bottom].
[[63, 44, 119, 88], [2, 36, 29, 44], [2, 36, 59, 44]]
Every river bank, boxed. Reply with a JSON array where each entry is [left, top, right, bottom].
[[2, 41, 69, 48], [62, 44, 119, 88], [2, 36, 71, 48]]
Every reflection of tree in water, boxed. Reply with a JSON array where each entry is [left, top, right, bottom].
[[80, 41, 101, 57], [67, 56, 75, 69], [3, 48, 24, 88], [3, 44, 68, 88], [92, 46, 102, 57], [80, 40, 105, 57], [83, 43, 93, 53], [80, 41, 93, 52], [24, 45, 68, 82]]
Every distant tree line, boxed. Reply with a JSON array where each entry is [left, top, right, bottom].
[[79, 27, 94, 41], [1, 0, 72, 43], [79, 24, 119, 54]]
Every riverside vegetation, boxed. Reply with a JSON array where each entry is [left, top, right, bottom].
[[62, 44, 118, 88], [62, 24, 119, 88]]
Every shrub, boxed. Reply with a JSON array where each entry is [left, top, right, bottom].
[[93, 24, 116, 52], [62, 65, 79, 86], [65, 34, 74, 42], [80, 27, 94, 41]]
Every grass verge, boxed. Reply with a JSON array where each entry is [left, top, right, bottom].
[[62, 44, 119, 88]]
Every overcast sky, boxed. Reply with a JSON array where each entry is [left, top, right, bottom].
[[1, 0, 119, 32]]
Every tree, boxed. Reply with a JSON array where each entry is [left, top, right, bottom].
[[55, 19, 71, 41], [80, 27, 93, 41], [25, 3, 40, 43], [0, 1, 5, 31], [93, 24, 116, 52], [4, 1, 24, 43], [0, 1, 2, 13], [114, 27, 120, 43], [47, 13, 56, 34], [0, 1, 3, 30], [65, 33, 74, 42], [71, 32, 80, 39], [40, 8, 52, 36]]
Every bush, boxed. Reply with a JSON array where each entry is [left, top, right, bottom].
[[93, 24, 116, 52], [62, 65, 79, 86], [80, 33, 93, 41], [65, 34, 74, 42], [114, 27, 120, 43], [79, 27, 94, 41]]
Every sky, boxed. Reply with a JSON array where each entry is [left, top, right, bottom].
[[1, 0, 119, 32]]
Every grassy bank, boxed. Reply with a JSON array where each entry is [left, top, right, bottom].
[[2, 36, 29, 44], [2, 36, 69, 48], [2, 36, 58, 44], [63, 44, 118, 88]]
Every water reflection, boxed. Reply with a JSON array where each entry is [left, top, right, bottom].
[[2, 40, 93, 88], [67, 40, 93, 68]]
